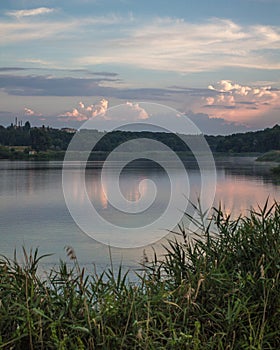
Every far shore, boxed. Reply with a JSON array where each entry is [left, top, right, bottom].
[[0, 146, 264, 162]]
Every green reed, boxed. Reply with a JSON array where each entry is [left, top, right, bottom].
[[0, 201, 279, 349]]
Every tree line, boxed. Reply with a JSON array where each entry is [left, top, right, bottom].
[[0, 122, 279, 156], [0, 122, 73, 152], [212, 124, 280, 153]]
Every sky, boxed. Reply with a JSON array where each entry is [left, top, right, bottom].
[[0, 0, 280, 134]]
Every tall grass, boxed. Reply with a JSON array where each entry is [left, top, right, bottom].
[[0, 201, 280, 349]]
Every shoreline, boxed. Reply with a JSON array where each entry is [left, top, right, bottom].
[[0, 148, 263, 161]]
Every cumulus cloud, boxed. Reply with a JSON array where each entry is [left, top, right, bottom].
[[208, 80, 252, 96], [206, 80, 278, 102], [60, 99, 109, 121], [24, 108, 35, 116], [62, 108, 87, 122], [201, 80, 280, 125], [59, 100, 151, 127], [24, 107, 42, 116], [205, 97, 215, 105], [125, 102, 149, 120], [87, 99, 109, 118], [6, 7, 55, 18]]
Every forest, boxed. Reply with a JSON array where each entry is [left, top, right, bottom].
[[0, 122, 279, 158]]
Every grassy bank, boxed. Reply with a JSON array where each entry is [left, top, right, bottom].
[[0, 202, 280, 349], [0, 146, 65, 161], [256, 150, 280, 176], [0, 147, 262, 162], [256, 150, 280, 163]]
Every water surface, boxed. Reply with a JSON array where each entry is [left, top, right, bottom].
[[0, 158, 279, 272]]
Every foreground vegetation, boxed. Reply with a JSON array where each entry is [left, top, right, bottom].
[[0, 202, 280, 349]]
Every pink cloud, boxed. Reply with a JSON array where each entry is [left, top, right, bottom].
[[125, 102, 149, 120], [200, 80, 280, 125], [60, 99, 109, 121], [24, 107, 42, 116], [59, 99, 150, 124]]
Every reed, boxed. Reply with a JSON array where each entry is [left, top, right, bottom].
[[0, 201, 279, 349]]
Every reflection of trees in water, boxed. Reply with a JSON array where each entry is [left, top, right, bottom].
[[220, 158, 279, 185]]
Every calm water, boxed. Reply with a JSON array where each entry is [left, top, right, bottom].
[[0, 158, 279, 272]]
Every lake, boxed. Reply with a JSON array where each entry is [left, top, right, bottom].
[[0, 157, 279, 273]]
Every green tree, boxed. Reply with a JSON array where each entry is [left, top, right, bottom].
[[23, 121, 31, 131], [30, 128, 50, 151]]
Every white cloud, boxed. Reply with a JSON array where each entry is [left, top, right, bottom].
[[0, 20, 78, 44], [1, 13, 280, 73], [90, 99, 109, 117], [20, 58, 54, 66], [80, 17, 280, 73], [125, 102, 149, 120], [24, 108, 35, 115], [60, 100, 150, 126], [206, 97, 215, 105], [62, 108, 88, 122], [209, 80, 252, 95], [60, 99, 109, 121], [24, 107, 42, 116], [0, 11, 280, 73], [208, 80, 278, 100], [0, 13, 130, 45], [6, 7, 55, 18]]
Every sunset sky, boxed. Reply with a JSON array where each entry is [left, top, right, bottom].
[[1, 0, 280, 134]]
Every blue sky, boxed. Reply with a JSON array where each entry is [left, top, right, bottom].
[[0, 0, 280, 134]]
